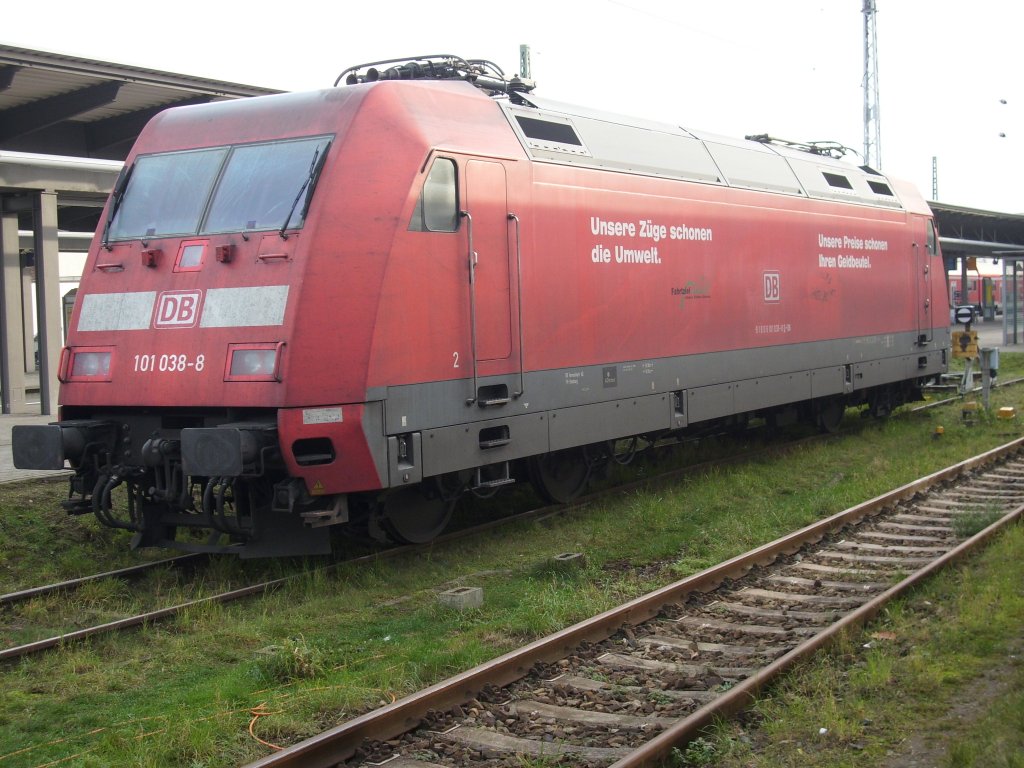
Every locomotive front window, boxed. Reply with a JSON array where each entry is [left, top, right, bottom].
[[204, 137, 332, 233], [107, 136, 332, 241], [410, 157, 458, 233], [108, 148, 227, 240]]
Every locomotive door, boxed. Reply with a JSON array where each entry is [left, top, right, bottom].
[[465, 160, 512, 362], [914, 216, 935, 344]]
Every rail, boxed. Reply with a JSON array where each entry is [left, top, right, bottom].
[[242, 437, 1024, 767]]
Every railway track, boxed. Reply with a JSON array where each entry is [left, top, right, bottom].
[[0, 423, 841, 663], [0, 502, 576, 662], [0, 395, 1010, 665], [0, 552, 205, 608], [242, 438, 1024, 768], [0, 386, 1016, 665]]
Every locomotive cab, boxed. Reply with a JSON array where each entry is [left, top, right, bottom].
[[12, 103, 355, 556]]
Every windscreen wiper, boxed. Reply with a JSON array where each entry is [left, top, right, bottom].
[[279, 142, 331, 240], [100, 163, 134, 250]]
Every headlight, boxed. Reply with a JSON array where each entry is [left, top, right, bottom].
[[225, 343, 283, 381], [67, 348, 113, 381], [232, 349, 276, 376]]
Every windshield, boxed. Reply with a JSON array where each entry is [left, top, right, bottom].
[[108, 136, 332, 241]]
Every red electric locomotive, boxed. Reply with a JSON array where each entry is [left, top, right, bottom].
[[13, 56, 950, 556]]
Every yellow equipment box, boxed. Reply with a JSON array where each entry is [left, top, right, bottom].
[[951, 330, 978, 359]]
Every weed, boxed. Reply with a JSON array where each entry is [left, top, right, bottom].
[[514, 756, 570, 767], [253, 634, 326, 683], [952, 507, 1005, 538], [648, 689, 676, 705], [582, 668, 610, 683], [669, 736, 718, 766], [76, 576, 131, 606]]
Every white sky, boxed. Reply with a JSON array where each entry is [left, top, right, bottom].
[[3, 0, 1021, 212]]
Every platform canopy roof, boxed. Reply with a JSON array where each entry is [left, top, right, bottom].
[[930, 201, 1024, 259], [0, 44, 280, 159], [0, 43, 282, 237]]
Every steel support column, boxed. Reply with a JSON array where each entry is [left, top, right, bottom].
[[0, 207, 27, 413], [33, 191, 61, 415], [21, 266, 33, 372]]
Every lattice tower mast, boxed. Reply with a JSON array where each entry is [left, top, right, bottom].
[[863, 0, 881, 168], [519, 44, 531, 80]]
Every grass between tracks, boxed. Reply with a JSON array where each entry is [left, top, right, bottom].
[[1, 357, 1023, 767]]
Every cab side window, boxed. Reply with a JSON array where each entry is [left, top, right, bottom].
[[410, 158, 458, 232], [926, 220, 937, 256]]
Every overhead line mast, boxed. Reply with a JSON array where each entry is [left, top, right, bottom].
[[519, 44, 531, 80], [863, 0, 881, 169]]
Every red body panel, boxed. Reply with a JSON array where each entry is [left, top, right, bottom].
[[520, 171, 930, 369], [278, 404, 383, 492], [369, 141, 946, 389]]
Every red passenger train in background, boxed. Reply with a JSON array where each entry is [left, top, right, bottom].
[[13, 56, 951, 556], [947, 271, 1002, 318]]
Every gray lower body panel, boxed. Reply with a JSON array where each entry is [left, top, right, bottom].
[[379, 331, 949, 486], [549, 393, 674, 451]]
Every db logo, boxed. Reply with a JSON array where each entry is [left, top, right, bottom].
[[763, 271, 781, 303], [153, 290, 203, 328]]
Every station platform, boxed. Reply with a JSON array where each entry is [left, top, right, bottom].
[[966, 319, 1024, 356], [2, 321, 1021, 485]]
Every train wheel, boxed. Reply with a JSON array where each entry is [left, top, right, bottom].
[[868, 386, 896, 419], [527, 447, 591, 504], [816, 398, 845, 433], [380, 486, 455, 544]]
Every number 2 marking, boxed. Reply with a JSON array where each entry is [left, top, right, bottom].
[[453, 352, 460, 368]]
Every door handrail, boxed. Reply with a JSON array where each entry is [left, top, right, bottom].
[[508, 212, 525, 398], [915, 241, 933, 345], [461, 209, 479, 405]]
